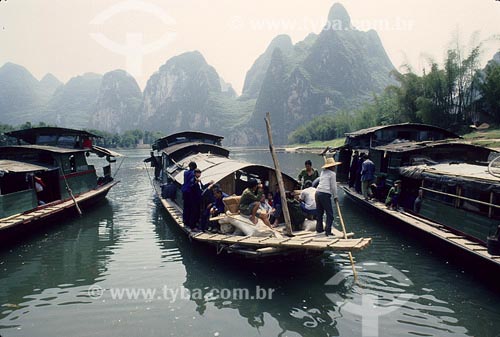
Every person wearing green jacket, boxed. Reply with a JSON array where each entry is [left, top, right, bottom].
[[239, 178, 273, 228]]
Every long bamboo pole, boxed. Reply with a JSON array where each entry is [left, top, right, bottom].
[[59, 168, 83, 216], [264, 112, 293, 237], [335, 198, 358, 280]]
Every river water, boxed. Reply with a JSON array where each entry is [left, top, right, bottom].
[[1, 148, 499, 337]]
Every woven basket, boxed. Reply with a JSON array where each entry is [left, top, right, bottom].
[[223, 195, 241, 214]]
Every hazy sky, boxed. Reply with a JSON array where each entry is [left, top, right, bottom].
[[1, 0, 499, 93]]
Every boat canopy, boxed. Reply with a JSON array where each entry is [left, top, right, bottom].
[[91, 145, 123, 158], [162, 142, 229, 162], [400, 163, 500, 193], [372, 140, 493, 155], [169, 152, 296, 186], [0, 145, 87, 155], [5, 127, 101, 145], [153, 131, 223, 151], [343, 123, 460, 149], [0, 160, 55, 174]]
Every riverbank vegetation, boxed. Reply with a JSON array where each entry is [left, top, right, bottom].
[[289, 40, 500, 145]]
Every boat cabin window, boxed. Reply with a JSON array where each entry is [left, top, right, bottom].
[[422, 181, 456, 206], [0, 173, 31, 195], [36, 135, 58, 145], [460, 187, 493, 216]]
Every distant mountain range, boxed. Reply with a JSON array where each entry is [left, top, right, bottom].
[[0, 3, 411, 144]]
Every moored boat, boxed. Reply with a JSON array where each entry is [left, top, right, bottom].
[[0, 127, 122, 246], [146, 131, 371, 261], [334, 123, 500, 271]]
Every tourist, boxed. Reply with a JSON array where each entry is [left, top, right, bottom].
[[315, 157, 341, 236], [239, 179, 273, 228], [361, 154, 376, 200], [298, 160, 319, 189], [299, 180, 317, 219]]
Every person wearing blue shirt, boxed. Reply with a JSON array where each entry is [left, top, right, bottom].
[[187, 168, 214, 231], [360, 154, 376, 200], [181, 162, 197, 225]]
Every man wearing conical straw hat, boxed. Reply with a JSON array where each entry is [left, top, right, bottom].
[[315, 157, 341, 236]]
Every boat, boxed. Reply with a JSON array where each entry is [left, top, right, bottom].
[[145, 131, 371, 261], [0, 127, 121, 246], [333, 123, 500, 271]]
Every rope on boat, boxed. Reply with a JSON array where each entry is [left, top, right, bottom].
[[113, 156, 126, 179], [144, 162, 159, 195], [488, 154, 500, 178], [59, 167, 83, 216]]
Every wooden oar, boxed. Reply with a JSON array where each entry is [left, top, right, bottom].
[[335, 198, 358, 281], [265, 112, 294, 237]]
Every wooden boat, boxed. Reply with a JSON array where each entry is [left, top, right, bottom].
[[0, 127, 121, 246], [334, 123, 500, 271], [146, 131, 371, 261]]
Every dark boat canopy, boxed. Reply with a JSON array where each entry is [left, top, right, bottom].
[[0, 145, 88, 155], [373, 140, 494, 155], [344, 123, 460, 149], [153, 131, 223, 151], [400, 163, 500, 193], [162, 142, 229, 162], [5, 127, 101, 146], [0, 159, 55, 174]]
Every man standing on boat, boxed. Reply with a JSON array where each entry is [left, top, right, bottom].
[[181, 162, 197, 226], [187, 168, 214, 231], [360, 153, 376, 201], [315, 157, 341, 236], [239, 179, 273, 228]]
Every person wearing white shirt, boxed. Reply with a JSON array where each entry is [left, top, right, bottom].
[[315, 157, 341, 236], [299, 181, 317, 219]]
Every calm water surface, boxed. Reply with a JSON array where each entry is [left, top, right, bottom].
[[1, 148, 499, 337]]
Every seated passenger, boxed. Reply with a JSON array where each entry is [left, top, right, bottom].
[[239, 178, 273, 228], [299, 181, 317, 219]]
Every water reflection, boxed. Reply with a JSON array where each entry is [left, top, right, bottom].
[[0, 200, 121, 327], [152, 199, 473, 337]]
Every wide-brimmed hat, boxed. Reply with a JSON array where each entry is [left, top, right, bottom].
[[322, 157, 342, 168]]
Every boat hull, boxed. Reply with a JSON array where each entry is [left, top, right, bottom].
[[0, 181, 118, 248], [340, 184, 500, 277]]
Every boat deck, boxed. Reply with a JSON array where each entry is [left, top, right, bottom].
[[160, 197, 371, 253], [340, 185, 500, 267], [0, 182, 117, 232]]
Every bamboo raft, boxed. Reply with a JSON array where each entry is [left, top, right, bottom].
[[160, 197, 372, 253], [0, 182, 117, 232], [341, 185, 500, 266]]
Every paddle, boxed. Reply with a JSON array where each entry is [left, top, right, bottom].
[[335, 195, 358, 281]]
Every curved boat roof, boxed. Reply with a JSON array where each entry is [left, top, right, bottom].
[[345, 123, 460, 139], [372, 140, 495, 154], [0, 145, 87, 155], [170, 152, 297, 186], [153, 131, 224, 151], [5, 127, 101, 144], [0, 160, 55, 173], [162, 142, 229, 161]]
